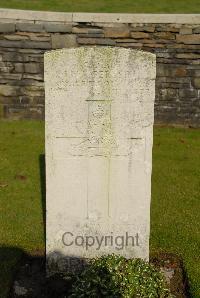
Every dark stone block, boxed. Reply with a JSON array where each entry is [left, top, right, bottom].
[[0, 23, 15, 33], [0, 39, 51, 49], [16, 23, 44, 32], [44, 23, 72, 33]]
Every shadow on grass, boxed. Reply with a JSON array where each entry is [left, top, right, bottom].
[[39, 154, 46, 249], [0, 246, 23, 298], [0, 247, 77, 298], [0, 246, 46, 298]]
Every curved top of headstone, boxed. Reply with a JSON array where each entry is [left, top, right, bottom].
[[44, 46, 156, 82], [45, 46, 155, 59]]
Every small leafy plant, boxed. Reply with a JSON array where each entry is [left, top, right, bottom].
[[69, 254, 171, 297]]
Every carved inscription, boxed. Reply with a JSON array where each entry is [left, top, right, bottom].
[[55, 100, 143, 158]]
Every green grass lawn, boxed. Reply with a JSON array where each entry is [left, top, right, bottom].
[[0, 0, 200, 13], [0, 121, 200, 297], [0, 121, 45, 298]]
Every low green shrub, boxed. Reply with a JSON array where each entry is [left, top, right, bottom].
[[69, 254, 171, 297]]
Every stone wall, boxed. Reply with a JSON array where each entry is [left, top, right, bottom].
[[0, 9, 200, 126]]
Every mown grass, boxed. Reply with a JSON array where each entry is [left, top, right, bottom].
[[0, 121, 200, 297], [151, 127, 200, 297], [0, 0, 200, 13], [0, 121, 45, 298]]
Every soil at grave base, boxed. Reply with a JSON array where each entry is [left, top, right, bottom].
[[11, 251, 189, 298], [150, 252, 190, 298]]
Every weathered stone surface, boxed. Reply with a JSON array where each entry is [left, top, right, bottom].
[[116, 42, 143, 48], [22, 85, 44, 96], [24, 63, 41, 73], [0, 23, 15, 32], [23, 73, 44, 81], [157, 64, 189, 77], [179, 28, 193, 35], [131, 25, 155, 32], [0, 8, 73, 23], [24, 40, 51, 49], [29, 35, 50, 42], [45, 47, 156, 269], [51, 34, 77, 48], [4, 34, 28, 40], [77, 38, 116, 45], [193, 27, 200, 34], [18, 48, 45, 53], [154, 32, 175, 40], [72, 27, 103, 34], [9, 79, 43, 87], [179, 89, 198, 98], [168, 43, 200, 50], [155, 52, 171, 58], [78, 33, 105, 38], [131, 32, 150, 39], [191, 69, 200, 77], [16, 23, 44, 32], [44, 23, 72, 33], [155, 25, 180, 33], [174, 67, 187, 77], [0, 40, 21, 48], [0, 85, 20, 96], [156, 76, 189, 84], [115, 38, 137, 43], [176, 53, 200, 59], [176, 34, 200, 44], [94, 22, 129, 28], [144, 43, 164, 48], [0, 61, 14, 72], [1, 73, 23, 80], [22, 55, 44, 63], [14, 63, 24, 73], [192, 78, 200, 88], [32, 96, 44, 104], [104, 27, 130, 38], [0, 39, 51, 49]]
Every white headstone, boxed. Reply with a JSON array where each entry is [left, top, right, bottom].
[[45, 47, 156, 271]]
